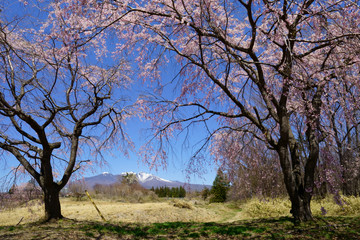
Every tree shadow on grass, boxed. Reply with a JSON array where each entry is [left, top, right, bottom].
[[0, 216, 359, 239], [79, 216, 360, 239], [79, 219, 278, 239]]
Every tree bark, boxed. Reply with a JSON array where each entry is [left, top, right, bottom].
[[289, 192, 313, 222], [277, 101, 320, 223], [38, 156, 64, 221], [43, 184, 63, 221], [277, 144, 313, 223], [278, 146, 315, 222]]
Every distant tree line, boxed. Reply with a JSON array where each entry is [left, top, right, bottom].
[[151, 186, 186, 198]]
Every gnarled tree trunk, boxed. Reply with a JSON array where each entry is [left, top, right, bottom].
[[38, 155, 66, 221], [278, 142, 315, 223], [43, 185, 63, 221], [277, 95, 320, 223]]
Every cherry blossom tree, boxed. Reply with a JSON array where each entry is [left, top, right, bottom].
[[324, 80, 360, 196], [0, 1, 132, 220], [43, 0, 360, 222], [214, 134, 286, 200], [105, 0, 360, 222]]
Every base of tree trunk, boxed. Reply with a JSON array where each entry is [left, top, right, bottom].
[[43, 188, 63, 222], [290, 198, 314, 224], [43, 215, 64, 223], [44, 211, 64, 222]]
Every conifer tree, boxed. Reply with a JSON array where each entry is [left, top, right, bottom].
[[179, 186, 186, 198], [210, 169, 230, 203]]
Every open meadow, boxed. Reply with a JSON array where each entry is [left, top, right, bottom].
[[0, 196, 360, 239], [1, 0, 360, 239]]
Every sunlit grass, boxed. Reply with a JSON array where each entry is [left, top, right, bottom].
[[0, 198, 220, 226], [240, 197, 292, 219], [240, 195, 360, 219], [0, 200, 43, 226], [312, 195, 360, 216], [0, 195, 359, 226], [0, 196, 360, 239]]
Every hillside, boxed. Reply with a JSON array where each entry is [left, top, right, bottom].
[[80, 172, 211, 191]]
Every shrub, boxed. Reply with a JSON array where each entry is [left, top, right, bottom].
[[172, 199, 193, 209], [242, 198, 291, 218], [311, 195, 360, 216], [201, 187, 210, 200]]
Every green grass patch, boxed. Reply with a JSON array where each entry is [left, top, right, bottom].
[[1, 215, 360, 239], [58, 216, 360, 239], [8, 226, 16, 231], [80, 221, 267, 238], [84, 231, 95, 237]]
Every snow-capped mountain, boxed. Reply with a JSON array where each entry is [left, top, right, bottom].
[[80, 172, 210, 191], [136, 172, 172, 183]]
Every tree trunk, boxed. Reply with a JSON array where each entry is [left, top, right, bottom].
[[276, 84, 322, 223], [289, 192, 313, 222], [278, 145, 314, 223], [277, 130, 318, 223], [43, 184, 63, 221]]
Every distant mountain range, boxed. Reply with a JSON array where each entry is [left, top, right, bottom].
[[80, 172, 211, 191]]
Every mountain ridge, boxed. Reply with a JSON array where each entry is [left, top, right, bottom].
[[80, 172, 211, 191]]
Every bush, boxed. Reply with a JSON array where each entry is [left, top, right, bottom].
[[172, 199, 193, 209], [242, 198, 291, 218], [311, 195, 360, 216], [201, 187, 210, 200]]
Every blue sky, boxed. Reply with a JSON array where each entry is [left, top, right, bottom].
[[0, 115, 217, 187], [0, 65, 218, 187], [88, 80, 218, 185], [0, 0, 219, 189]]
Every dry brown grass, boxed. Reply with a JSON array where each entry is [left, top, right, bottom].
[[0, 198, 227, 226], [62, 198, 220, 223], [0, 200, 43, 226], [2, 195, 360, 227]]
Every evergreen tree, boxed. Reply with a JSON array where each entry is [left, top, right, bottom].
[[165, 186, 170, 197], [210, 169, 230, 203], [179, 186, 186, 198], [152, 186, 186, 198]]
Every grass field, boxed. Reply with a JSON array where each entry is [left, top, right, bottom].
[[0, 196, 360, 239], [0, 198, 229, 225]]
